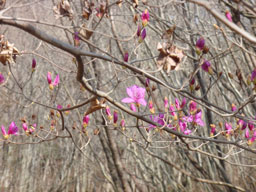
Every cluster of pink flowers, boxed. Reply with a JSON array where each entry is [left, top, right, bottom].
[[137, 9, 149, 43], [121, 85, 147, 112], [1, 121, 39, 139], [121, 84, 205, 135], [209, 104, 256, 145], [1, 122, 18, 139], [47, 72, 59, 90]]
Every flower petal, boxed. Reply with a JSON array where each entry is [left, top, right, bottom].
[[122, 97, 134, 103], [138, 98, 147, 106], [47, 72, 52, 84], [53, 74, 60, 86]]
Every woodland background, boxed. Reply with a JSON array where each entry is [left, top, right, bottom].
[[0, 0, 256, 192]]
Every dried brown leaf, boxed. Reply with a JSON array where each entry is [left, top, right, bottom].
[[156, 42, 184, 72], [53, 0, 73, 20], [80, 24, 94, 40], [84, 98, 106, 116], [0, 35, 20, 65]]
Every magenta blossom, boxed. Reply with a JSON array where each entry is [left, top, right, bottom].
[[196, 37, 205, 50], [0, 73, 5, 84], [225, 11, 232, 22], [183, 111, 204, 127], [251, 69, 256, 84], [175, 98, 186, 110], [1, 122, 18, 139], [123, 52, 129, 62], [245, 128, 250, 139], [83, 115, 90, 128], [113, 110, 118, 125], [148, 113, 165, 131], [120, 119, 125, 129], [32, 58, 36, 71], [105, 106, 113, 120], [122, 85, 147, 106], [189, 101, 197, 114], [139, 28, 146, 43], [47, 72, 60, 90], [202, 60, 213, 75], [141, 9, 149, 27], [169, 104, 177, 118], [210, 124, 216, 137], [225, 122, 232, 135], [231, 103, 237, 112]]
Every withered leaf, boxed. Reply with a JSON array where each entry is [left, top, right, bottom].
[[0, 35, 20, 65], [156, 42, 184, 72], [80, 24, 94, 40], [53, 0, 74, 20], [83, 0, 94, 20], [84, 98, 106, 116]]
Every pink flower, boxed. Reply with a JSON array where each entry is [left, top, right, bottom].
[[23, 123, 28, 132], [47, 72, 60, 90], [245, 128, 250, 139], [225, 11, 232, 22], [141, 9, 149, 27], [225, 122, 232, 135], [251, 69, 256, 84], [210, 124, 216, 137], [202, 60, 213, 75], [139, 28, 146, 43], [179, 120, 187, 132], [57, 105, 62, 110], [0, 73, 5, 84], [113, 111, 118, 125], [29, 124, 36, 133], [196, 37, 205, 50], [183, 129, 192, 135], [83, 115, 90, 128], [231, 103, 237, 112], [193, 111, 205, 126], [248, 121, 254, 131], [189, 101, 197, 114], [175, 98, 186, 110], [120, 119, 125, 129], [123, 52, 129, 62], [1, 122, 18, 139], [32, 58, 36, 71], [105, 106, 112, 120], [148, 114, 165, 131], [183, 111, 204, 127], [169, 104, 176, 117], [122, 85, 147, 106]]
